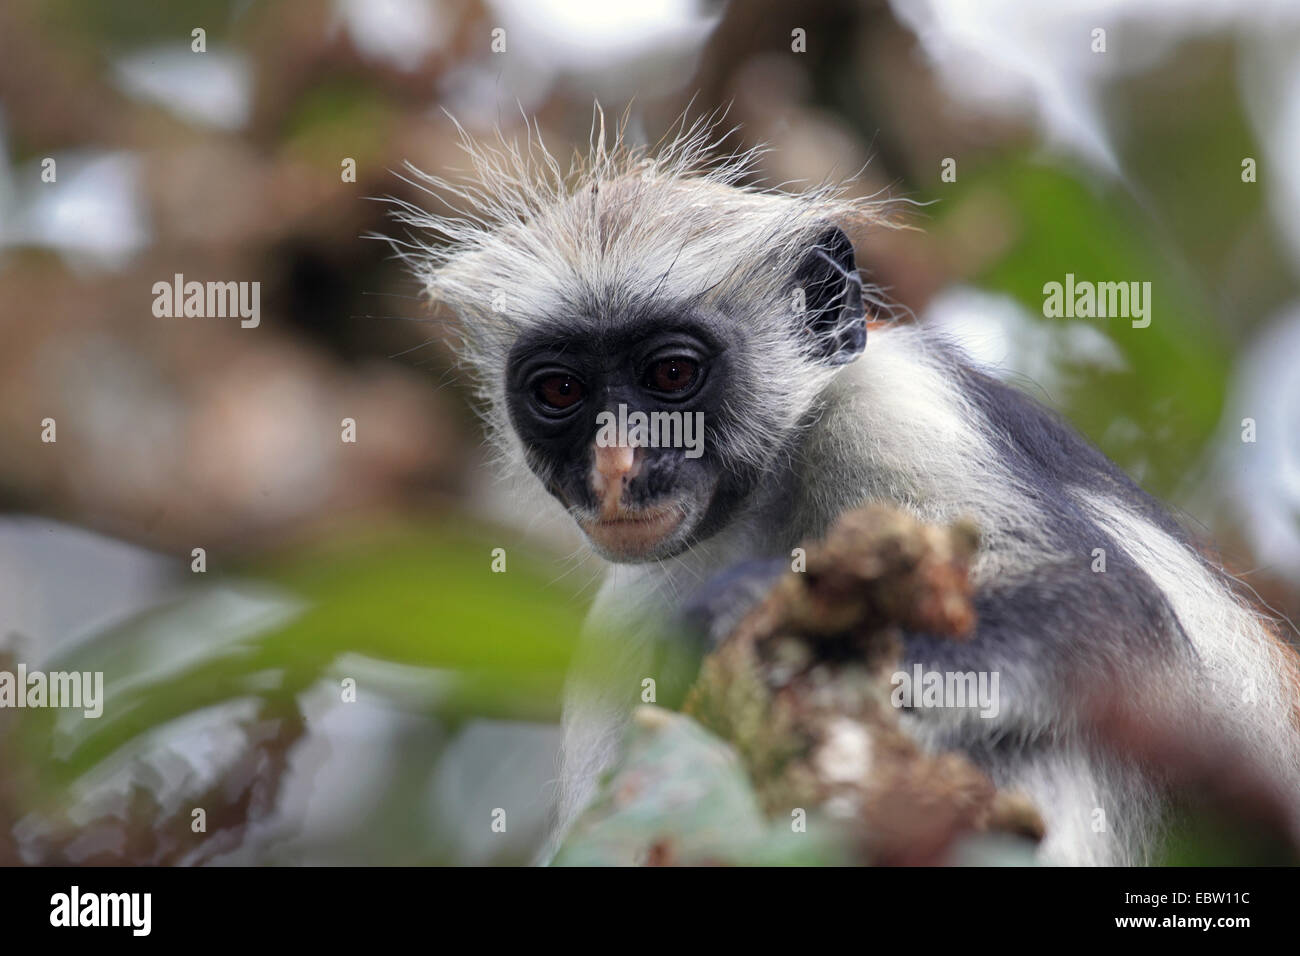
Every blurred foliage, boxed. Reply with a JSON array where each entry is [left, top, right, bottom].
[[39, 0, 241, 51], [1160, 809, 1300, 867], [554, 707, 850, 866], [282, 81, 397, 170], [3, 515, 587, 861], [942, 157, 1226, 496]]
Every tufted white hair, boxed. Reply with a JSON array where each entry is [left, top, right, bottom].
[[389, 108, 902, 483]]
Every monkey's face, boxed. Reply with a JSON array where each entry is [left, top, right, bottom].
[[505, 316, 747, 562], [500, 226, 868, 563]]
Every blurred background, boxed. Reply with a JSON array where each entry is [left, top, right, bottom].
[[1, 0, 1298, 865]]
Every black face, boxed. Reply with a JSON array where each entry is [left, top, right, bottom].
[[503, 225, 867, 563], [506, 314, 748, 562]]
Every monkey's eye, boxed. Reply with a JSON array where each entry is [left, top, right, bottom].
[[643, 357, 699, 394], [534, 373, 585, 411]]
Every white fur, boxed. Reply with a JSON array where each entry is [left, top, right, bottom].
[[1076, 489, 1300, 787]]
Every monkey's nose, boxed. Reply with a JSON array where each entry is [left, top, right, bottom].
[[591, 443, 643, 517]]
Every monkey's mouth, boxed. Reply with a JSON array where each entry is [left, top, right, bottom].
[[577, 504, 686, 560]]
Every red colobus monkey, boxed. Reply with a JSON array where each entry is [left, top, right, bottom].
[[397, 113, 1300, 865]]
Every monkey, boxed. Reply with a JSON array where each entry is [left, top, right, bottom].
[[394, 112, 1300, 865]]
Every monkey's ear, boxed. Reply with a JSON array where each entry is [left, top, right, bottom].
[[792, 226, 866, 365]]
